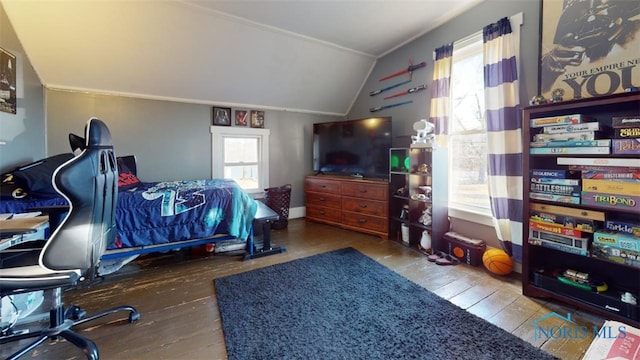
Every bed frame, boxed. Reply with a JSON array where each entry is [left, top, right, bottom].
[[101, 156, 285, 261]]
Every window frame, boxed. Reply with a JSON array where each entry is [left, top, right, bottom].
[[447, 31, 492, 221], [211, 126, 270, 196]]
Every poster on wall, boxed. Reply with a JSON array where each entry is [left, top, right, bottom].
[[0, 47, 17, 114], [539, 0, 640, 100]]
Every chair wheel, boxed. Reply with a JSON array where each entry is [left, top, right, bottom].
[[66, 306, 87, 320], [129, 312, 141, 323]]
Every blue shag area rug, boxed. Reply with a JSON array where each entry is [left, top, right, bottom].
[[214, 247, 557, 360]]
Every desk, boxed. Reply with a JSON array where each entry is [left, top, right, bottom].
[[0, 216, 48, 326], [0, 216, 49, 251]]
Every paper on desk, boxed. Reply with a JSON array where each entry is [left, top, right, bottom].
[[11, 211, 42, 219], [0, 213, 12, 221]]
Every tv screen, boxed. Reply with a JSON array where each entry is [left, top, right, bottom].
[[313, 117, 392, 180]]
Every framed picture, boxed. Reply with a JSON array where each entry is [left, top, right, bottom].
[[235, 110, 248, 126], [0, 47, 17, 114], [250, 110, 264, 128], [212, 107, 232, 126], [539, 0, 640, 100]]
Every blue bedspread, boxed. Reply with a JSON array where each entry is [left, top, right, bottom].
[[1, 179, 258, 250], [114, 179, 257, 249]]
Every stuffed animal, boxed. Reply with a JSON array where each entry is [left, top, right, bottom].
[[418, 206, 432, 226]]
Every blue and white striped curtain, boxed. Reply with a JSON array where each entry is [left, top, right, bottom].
[[429, 43, 453, 148], [483, 17, 523, 261]]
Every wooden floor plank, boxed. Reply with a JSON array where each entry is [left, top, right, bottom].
[[1, 219, 607, 359]]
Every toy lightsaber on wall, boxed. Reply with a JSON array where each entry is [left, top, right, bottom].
[[383, 84, 427, 99], [369, 100, 413, 113], [369, 79, 411, 96], [379, 59, 426, 82]]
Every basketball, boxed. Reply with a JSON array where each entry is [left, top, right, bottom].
[[482, 248, 513, 275]]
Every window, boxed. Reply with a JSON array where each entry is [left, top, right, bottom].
[[448, 33, 492, 218], [211, 126, 270, 195]]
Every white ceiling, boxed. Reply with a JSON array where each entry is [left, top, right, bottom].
[[2, 0, 483, 115]]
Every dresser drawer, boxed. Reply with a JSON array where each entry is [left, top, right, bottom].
[[306, 205, 342, 223], [342, 197, 387, 216], [307, 192, 341, 209], [341, 182, 388, 201], [306, 178, 341, 194], [342, 211, 388, 233]]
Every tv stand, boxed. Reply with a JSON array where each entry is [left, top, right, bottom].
[[305, 175, 388, 239]]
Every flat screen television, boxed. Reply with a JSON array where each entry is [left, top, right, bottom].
[[313, 117, 392, 180]]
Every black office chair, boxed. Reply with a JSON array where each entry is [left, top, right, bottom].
[[0, 118, 139, 360]]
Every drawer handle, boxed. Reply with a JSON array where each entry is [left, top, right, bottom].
[[319, 197, 326, 201], [359, 204, 368, 208], [580, 211, 588, 216], [358, 218, 367, 224], [320, 210, 326, 215], [321, 185, 327, 188], [359, 189, 367, 193]]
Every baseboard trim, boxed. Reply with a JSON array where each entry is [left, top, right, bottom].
[[288, 206, 305, 219]]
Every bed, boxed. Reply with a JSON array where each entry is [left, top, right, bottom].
[[1, 154, 284, 265]]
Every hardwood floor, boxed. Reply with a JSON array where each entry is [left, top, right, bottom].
[[2, 219, 605, 359]]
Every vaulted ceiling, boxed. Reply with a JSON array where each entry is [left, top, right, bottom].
[[2, 0, 483, 115]]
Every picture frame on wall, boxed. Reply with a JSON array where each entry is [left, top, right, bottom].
[[250, 110, 264, 128], [539, 0, 640, 100], [235, 110, 248, 126], [212, 106, 232, 126], [0, 47, 17, 115]]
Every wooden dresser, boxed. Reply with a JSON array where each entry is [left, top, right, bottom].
[[305, 175, 388, 239]]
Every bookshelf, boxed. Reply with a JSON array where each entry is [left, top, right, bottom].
[[389, 146, 449, 252], [522, 91, 640, 327]]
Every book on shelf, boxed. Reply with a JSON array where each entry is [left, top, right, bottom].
[[531, 177, 580, 186], [542, 122, 601, 134], [529, 146, 610, 155], [529, 219, 584, 238], [530, 114, 593, 128], [612, 138, 640, 154], [581, 192, 640, 212], [591, 242, 640, 268], [530, 202, 606, 221], [557, 157, 640, 168], [529, 192, 580, 204], [530, 182, 581, 197], [582, 170, 640, 180], [612, 115, 640, 127], [604, 218, 640, 238], [528, 228, 589, 253], [569, 165, 640, 172], [613, 127, 640, 138], [528, 237, 588, 256], [529, 139, 610, 148], [533, 131, 595, 142], [582, 179, 640, 197], [530, 169, 580, 179], [530, 209, 597, 232], [593, 230, 640, 252]]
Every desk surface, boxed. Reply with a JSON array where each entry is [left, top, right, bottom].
[[0, 216, 49, 251], [255, 201, 279, 221], [0, 216, 49, 230]]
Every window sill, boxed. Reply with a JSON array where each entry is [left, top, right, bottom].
[[448, 207, 494, 227]]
